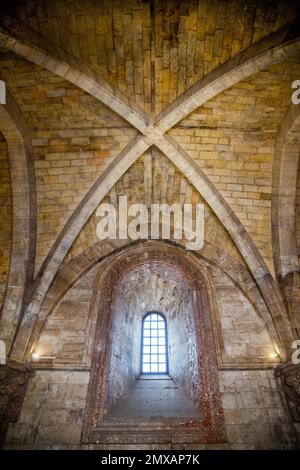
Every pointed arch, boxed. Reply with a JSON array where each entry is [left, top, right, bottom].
[[272, 104, 300, 280], [0, 88, 36, 352]]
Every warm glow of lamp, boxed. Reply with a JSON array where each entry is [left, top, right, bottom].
[[270, 352, 278, 359], [30, 352, 55, 362]]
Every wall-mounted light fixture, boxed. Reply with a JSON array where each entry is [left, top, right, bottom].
[[270, 352, 279, 360], [30, 352, 56, 363]]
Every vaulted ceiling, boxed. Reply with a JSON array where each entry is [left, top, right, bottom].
[[0, 0, 300, 362]]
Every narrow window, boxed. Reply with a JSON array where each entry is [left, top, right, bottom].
[[141, 312, 168, 374]]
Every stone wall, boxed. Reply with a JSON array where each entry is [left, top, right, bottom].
[[4, 368, 296, 449], [107, 282, 140, 410], [5, 370, 89, 449], [208, 265, 277, 365], [35, 266, 98, 365], [107, 262, 200, 410], [219, 370, 296, 449]]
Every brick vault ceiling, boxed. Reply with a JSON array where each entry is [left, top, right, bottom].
[[1, 0, 300, 114], [0, 0, 299, 277], [0, 0, 300, 362]]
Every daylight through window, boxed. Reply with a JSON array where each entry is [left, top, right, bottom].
[[141, 312, 168, 374]]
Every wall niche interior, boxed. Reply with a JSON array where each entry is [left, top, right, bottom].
[[82, 242, 226, 445]]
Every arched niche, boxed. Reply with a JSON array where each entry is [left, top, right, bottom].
[[82, 242, 227, 446]]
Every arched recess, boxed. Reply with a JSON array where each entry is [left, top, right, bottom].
[[272, 104, 300, 335], [0, 88, 36, 353], [82, 241, 227, 446], [28, 240, 285, 369]]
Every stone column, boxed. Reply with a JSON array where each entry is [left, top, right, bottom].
[[0, 362, 32, 447], [275, 363, 300, 446]]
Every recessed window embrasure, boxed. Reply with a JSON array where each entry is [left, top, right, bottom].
[[141, 312, 168, 374]]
